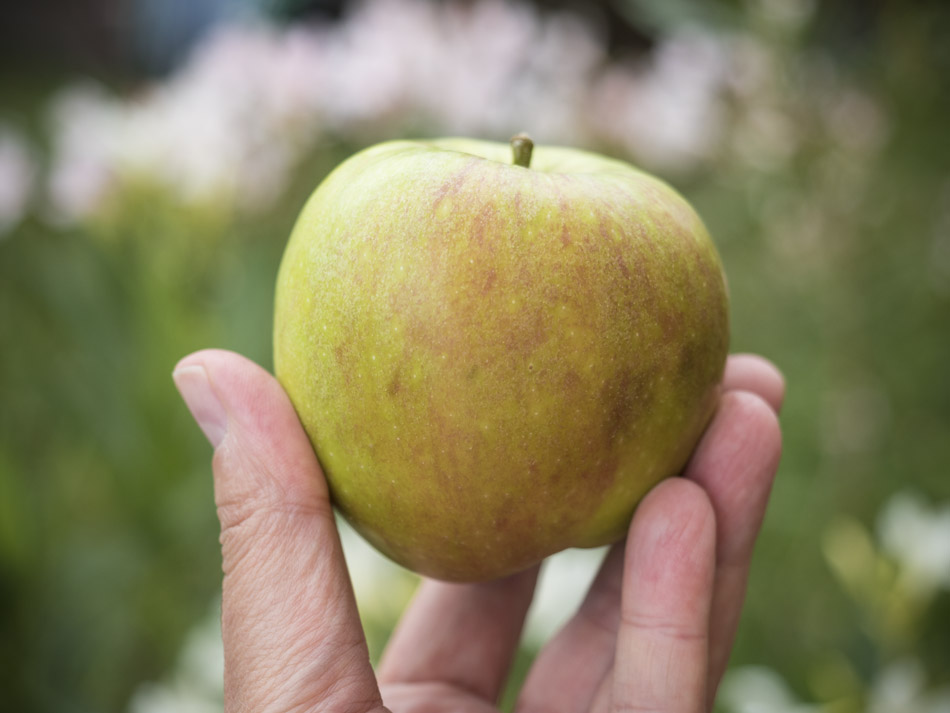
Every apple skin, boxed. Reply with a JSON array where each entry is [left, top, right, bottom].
[[273, 137, 729, 582]]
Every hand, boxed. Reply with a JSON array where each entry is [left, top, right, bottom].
[[173, 351, 783, 713]]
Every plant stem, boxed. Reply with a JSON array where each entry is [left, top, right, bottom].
[[511, 133, 533, 168]]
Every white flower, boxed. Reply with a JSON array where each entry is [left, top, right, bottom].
[[523, 547, 605, 646], [45, 82, 123, 224], [0, 125, 37, 236], [867, 659, 950, 713], [128, 685, 222, 713], [878, 492, 950, 598], [318, 0, 606, 142], [42, 0, 742, 222], [718, 666, 824, 713], [45, 24, 331, 222], [592, 31, 731, 172], [340, 510, 607, 649], [127, 604, 223, 713], [337, 515, 418, 621]]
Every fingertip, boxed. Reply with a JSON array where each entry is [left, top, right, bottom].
[[718, 390, 783, 471], [627, 478, 716, 590], [685, 389, 782, 567], [630, 478, 716, 541], [723, 353, 786, 413]]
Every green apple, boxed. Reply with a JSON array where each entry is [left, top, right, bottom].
[[273, 135, 729, 582]]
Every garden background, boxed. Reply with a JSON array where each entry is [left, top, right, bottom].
[[1, 0, 949, 711]]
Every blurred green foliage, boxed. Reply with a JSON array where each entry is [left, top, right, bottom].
[[0, 143, 358, 710], [1, 1, 949, 712]]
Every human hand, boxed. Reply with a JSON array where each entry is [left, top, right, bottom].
[[173, 350, 783, 713]]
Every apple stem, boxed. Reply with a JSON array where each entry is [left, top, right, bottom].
[[511, 133, 534, 168]]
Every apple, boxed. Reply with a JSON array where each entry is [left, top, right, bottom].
[[273, 135, 729, 582]]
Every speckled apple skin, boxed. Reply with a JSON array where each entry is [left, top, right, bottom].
[[273, 138, 729, 582]]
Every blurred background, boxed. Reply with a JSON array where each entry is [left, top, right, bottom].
[[2, 0, 949, 711]]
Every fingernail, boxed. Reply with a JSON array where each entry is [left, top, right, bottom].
[[173, 364, 228, 448]]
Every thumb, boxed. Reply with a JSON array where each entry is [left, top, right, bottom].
[[173, 349, 384, 713]]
